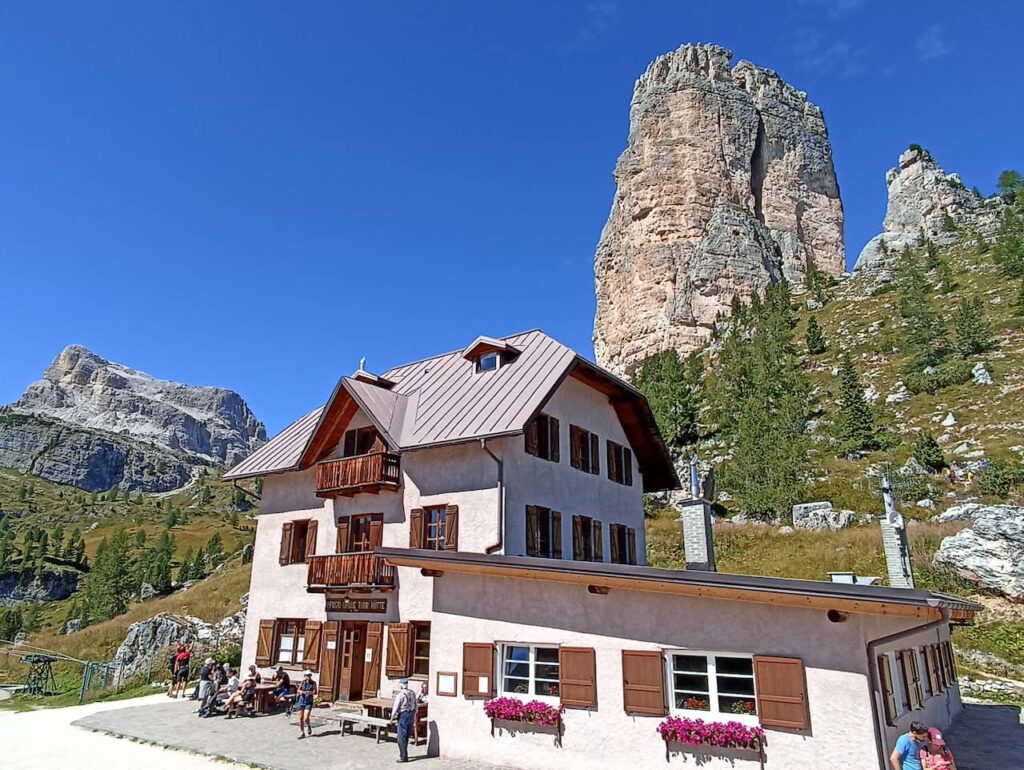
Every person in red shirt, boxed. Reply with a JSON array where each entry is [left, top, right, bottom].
[[171, 642, 194, 699]]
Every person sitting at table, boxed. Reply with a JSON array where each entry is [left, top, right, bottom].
[[225, 677, 256, 718], [271, 665, 292, 706], [211, 668, 240, 713], [246, 664, 262, 684], [418, 681, 428, 704]]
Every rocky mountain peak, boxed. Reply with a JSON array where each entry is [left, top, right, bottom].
[[593, 43, 844, 376]]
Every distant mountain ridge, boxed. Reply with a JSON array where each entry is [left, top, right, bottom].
[[0, 345, 266, 492]]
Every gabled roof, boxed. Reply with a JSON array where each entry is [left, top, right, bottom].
[[224, 330, 679, 490], [221, 406, 324, 480], [461, 335, 520, 361]]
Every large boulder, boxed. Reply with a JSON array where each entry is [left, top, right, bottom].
[[792, 502, 856, 531], [934, 505, 1024, 600]]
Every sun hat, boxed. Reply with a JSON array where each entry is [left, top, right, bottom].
[[399, 678, 409, 686], [927, 727, 946, 748], [304, 670, 314, 677]]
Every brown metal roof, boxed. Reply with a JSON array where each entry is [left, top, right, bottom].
[[224, 330, 679, 490], [223, 406, 324, 480]]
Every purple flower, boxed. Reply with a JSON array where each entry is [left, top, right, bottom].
[[657, 716, 765, 749], [484, 696, 564, 726]]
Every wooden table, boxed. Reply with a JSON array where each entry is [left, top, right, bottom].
[[361, 697, 428, 745], [253, 684, 277, 715]]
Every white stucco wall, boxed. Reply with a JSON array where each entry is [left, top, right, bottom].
[[425, 574, 961, 770]]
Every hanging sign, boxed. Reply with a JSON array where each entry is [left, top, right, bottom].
[[326, 597, 387, 613]]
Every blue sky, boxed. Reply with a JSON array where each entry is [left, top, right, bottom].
[[1, 1, 1020, 435]]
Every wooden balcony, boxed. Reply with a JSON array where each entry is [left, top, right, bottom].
[[306, 552, 396, 593], [315, 452, 401, 498]]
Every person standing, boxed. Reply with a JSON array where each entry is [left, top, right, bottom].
[[388, 678, 418, 763], [890, 721, 931, 770], [295, 670, 316, 739], [172, 642, 194, 699]]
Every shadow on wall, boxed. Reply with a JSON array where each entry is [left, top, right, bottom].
[[665, 742, 765, 766]]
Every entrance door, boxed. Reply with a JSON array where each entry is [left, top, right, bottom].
[[317, 620, 340, 701], [337, 621, 367, 701]]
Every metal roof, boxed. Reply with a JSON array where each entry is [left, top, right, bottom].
[[224, 330, 678, 489], [223, 406, 324, 480]]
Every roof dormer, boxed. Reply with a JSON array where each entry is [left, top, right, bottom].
[[462, 336, 520, 374]]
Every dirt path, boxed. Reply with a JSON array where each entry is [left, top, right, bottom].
[[0, 694, 240, 770]]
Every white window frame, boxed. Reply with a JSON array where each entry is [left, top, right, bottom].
[[475, 351, 500, 373], [665, 650, 759, 725], [498, 643, 561, 705]]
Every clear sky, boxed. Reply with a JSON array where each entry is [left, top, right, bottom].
[[1, 1, 1020, 435]]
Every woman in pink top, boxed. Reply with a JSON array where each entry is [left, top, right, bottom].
[[919, 727, 958, 770]]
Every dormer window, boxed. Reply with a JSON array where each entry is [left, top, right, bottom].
[[476, 351, 499, 373], [462, 335, 520, 374]]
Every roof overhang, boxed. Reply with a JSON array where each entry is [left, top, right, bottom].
[[377, 548, 982, 622], [461, 335, 521, 361]]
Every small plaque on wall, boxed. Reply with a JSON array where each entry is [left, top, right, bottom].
[[326, 597, 387, 613], [436, 671, 457, 697]]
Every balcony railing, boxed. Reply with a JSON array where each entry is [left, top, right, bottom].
[[315, 451, 401, 497], [306, 552, 396, 592]]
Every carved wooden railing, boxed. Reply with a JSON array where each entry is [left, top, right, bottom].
[[306, 552, 396, 591], [315, 451, 401, 496]]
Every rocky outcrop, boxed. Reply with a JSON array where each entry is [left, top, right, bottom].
[[0, 345, 266, 492], [0, 569, 80, 606], [593, 43, 844, 375], [792, 502, 856, 531], [855, 147, 1004, 270], [934, 505, 1024, 600]]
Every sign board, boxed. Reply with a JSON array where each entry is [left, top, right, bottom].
[[326, 597, 387, 614], [364, 649, 374, 663]]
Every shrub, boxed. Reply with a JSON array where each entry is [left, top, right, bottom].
[[912, 433, 945, 471], [978, 459, 1023, 497], [904, 360, 973, 395]]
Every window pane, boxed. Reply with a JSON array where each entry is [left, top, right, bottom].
[[504, 662, 530, 678], [719, 695, 757, 716], [504, 677, 530, 694], [673, 673, 709, 693], [715, 656, 753, 676], [717, 675, 755, 696], [536, 664, 560, 680], [677, 693, 710, 710], [280, 636, 294, 655], [505, 646, 529, 662], [672, 655, 708, 674], [535, 647, 559, 663], [534, 680, 560, 697], [297, 636, 305, 662]]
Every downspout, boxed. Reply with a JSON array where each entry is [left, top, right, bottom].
[[864, 607, 950, 770], [481, 438, 504, 554]]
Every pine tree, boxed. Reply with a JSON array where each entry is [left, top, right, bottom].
[[82, 529, 136, 622], [633, 348, 702, 450], [912, 432, 945, 471], [177, 548, 195, 583], [936, 258, 956, 294], [205, 533, 225, 567], [51, 524, 65, 559], [0, 606, 23, 642], [924, 240, 940, 270], [1015, 280, 1024, 317], [805, 317, 827, 354], [994, 198, 1024, 276], [832, 352, 880, 456], [896, 247, 945, 352], [164, 508, 177, 530], [21, 602, 41, 633], [953, 297, 991, 358]]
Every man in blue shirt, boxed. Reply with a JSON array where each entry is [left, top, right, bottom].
[[890, 721, 930, 770]]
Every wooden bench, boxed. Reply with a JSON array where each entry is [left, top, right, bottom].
[[339, 713, 392, 743]]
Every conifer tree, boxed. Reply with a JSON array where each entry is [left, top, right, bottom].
[[1015, 279, 1024, 317], [936, 258, 956, 294], [994, 198, 1024, 276], [896, 247, 945, 352], [912, 432, 945, 471], [805, 317, 827, 355], [82, 529, 136, 621], [178, 548, 195, 583], [953, 297, 991, 358], [633, 348, 703, 450], [205, 532, 225, 567], [832, 352, 880, 456]]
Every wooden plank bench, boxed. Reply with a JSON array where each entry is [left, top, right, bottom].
[[339, 713, 392, 743]]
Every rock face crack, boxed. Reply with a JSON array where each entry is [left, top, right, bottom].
[[750, 114, 767, 225]]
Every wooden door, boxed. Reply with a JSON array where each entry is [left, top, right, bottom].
[[318, 620, 340, 701], [337, 622, 368, 701], [362, 622, 384, 699]]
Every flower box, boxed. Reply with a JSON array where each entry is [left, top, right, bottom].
[[483, 696, 564, 726], [657, 716, 765, 751]]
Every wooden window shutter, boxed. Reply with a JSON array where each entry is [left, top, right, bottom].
[[610, 524, 623, 564], [525, 506, 539, 556], [363, 623, 384, 699], [621, 650, 666, 716], [925, 646, 940, 692], [590, 433, 600, 475], [279, 522, 294, 565], [304, 520, 318, 562], [559, 647, 597, 709], [624, 448, 633, 486], [463, 643, 494, 698], [552, 511, 562, 559], [570, 426, 583, 469], [386, 623, 411, 678], [343, 429, 357, 457], [753, 656, 810, 730], [336, 517, 351, 554], [409, 508, 424, 549], [255, 619, 276, 667], [302, 620, 323, 670], [898, 650, 920, 710], [369, 515, 384, 550], [909, 650, 924, 708], [572, 516, 584, 561], [626, 527, 638, 565], [607, 441, 617, 481], [879, 655, 897, 726], [549, 417, 560, 462], [592, 520, 603, 562], [525, 419, 539, 456], [318, 621, 340, 700], [444, 504, 459, 551]]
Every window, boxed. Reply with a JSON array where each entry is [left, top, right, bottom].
[[501, 644, 560, 701], [572, 515, 603, 562], [609, 524, 638, 565], [410, 505, 459, 550], [412, 622, 431, 678], [425, 506, 448, 550], [342, 512, 383, 552], [606, 441, 633, 486], [525, 505, 562, 558], [667, 652, 757, 721], [279, 519, 317, 565], [342, 426, 380, 457], [525, 414, 560, 462], [475, 351, 499, 373], [569, 425, 600, 475], [276, 620, 306, 666]]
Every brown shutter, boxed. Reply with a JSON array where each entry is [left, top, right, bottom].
[[551, 511, 562, 559], [909, 650, 924, 708], [898, 650, 919, 710], [590, 433, 600, 475], [386, 623, 411, 678], [363, 622, 384, 699], [610, 524, 623, 564], [621, 650, 666, 716], [302, 620, 323, 670], [318, 620, 340, 700], [444, 504, 459, 551], [934, 645, 947, 690], [925, 646, 940, 693], [570, 426, 583, 469], [462, 642, 494, 698], [336, 517, 351, 553], [409, 508, 424, 549], [525, 506, 539, 556], [369, 515, 384, 550], [255, 619, 276, 667], [753, 656, 810, 730], [525, 419, 539, 456], [592, 520, 603, 562], [607, 441, 616, 481], [559, 647, 597, 709], [279, 522, 294, 565], [624, 448, 633, 486], [627, 528, 638, 565], [304, 520, 318, 562], [879, 655, 897, 726], [343, 429, 356, 457], [549, 417, 560, 462], [572, 516, 584, 561], [945, 641, 957, 681]]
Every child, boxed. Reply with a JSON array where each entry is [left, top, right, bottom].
[[296, 670, 316, 739], [919, 728, 958, 770]]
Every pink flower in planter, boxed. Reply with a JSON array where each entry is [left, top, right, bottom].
[[657, 716, 765, 750], [484, 696, 564, 726]]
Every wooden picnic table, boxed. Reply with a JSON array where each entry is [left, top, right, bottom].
[[253, 683, 277, 715]]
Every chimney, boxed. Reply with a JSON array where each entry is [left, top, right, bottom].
[[678, 454, 716, 572], [879, 474, 915, 588]]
